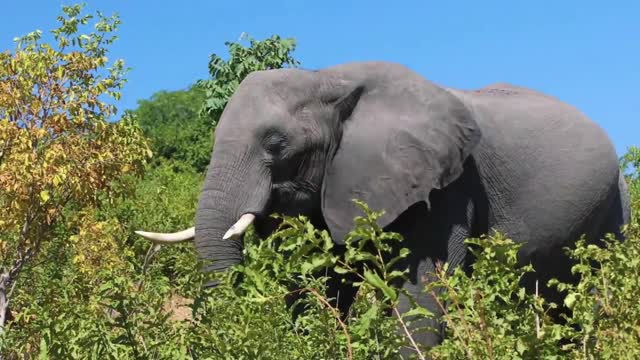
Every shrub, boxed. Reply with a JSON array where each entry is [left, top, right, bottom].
[[3, 176, 639, 358]]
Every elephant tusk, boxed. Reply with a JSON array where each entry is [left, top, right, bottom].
[[223, 213, 255, 240], [135, 227, 195, 244]]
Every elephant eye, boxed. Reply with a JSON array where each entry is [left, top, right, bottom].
[[264, 138, 285, 155], [263, 131, 288, 156]]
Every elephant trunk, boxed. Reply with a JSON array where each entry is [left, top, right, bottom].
[[194, 192, 243, 273], [195, 147, 271, 275]]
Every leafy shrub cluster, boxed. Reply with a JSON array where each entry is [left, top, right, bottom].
[[3, 193, 639, 358], [1, 4, 639, 359]]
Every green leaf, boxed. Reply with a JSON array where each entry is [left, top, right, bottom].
[[363, 269, 397, 301], [516, 338, 527, 355], [38, 337, 49, 359], [386, 270, 407, 281], [401, 306, 433, 319], [564, 293, 577, 309], [300, 255, 333, 274]]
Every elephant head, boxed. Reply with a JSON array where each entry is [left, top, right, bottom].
[[136, 62, 481, 275]]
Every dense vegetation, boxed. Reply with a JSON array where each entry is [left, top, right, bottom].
[[1, 5, 638, 359]]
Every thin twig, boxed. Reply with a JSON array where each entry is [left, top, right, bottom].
[[137, 244, 161, 291], [432, 264, 475, 339], [7, 277, 18, 300], [535, 280, 541, 339], [600, 267, 612, 316], [475, 291, 494, 358], [0, 272, 10, 332], [429, 264, 476, 359], [142, 244, 162, 276], [303, 287, 353, 360], [393, 306, 426, 360]]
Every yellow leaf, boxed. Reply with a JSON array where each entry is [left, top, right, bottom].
[[40, 190, 50, 202]]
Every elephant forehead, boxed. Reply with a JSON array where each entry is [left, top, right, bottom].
[[241, 69, 320, 98], [218, 94, 289, 130]]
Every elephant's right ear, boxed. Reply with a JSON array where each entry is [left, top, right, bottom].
[[320, 64, 481, 244]]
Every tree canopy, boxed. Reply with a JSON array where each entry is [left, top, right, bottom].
[[132, 86, 210, 172], [0, 3, 149, 332]]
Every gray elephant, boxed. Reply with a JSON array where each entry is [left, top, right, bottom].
[[136, 61, 630, 353]]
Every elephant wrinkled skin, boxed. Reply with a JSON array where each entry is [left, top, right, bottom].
[[137, 62, 630, 354]]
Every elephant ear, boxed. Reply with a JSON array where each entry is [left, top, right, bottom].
[[320, 68, 481, 244]]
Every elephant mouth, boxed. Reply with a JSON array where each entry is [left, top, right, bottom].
[[244, 181, 321, 239], [271, 181, 318, 211]]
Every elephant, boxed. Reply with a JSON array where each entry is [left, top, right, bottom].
[[136, 61, 630, 354]]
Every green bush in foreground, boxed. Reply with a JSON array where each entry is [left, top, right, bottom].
[[426, 232, 638, 359], [187, 202, 408, 359], [185, 202, 640, 360], [426, 234, 565, 359], [2, 195, 639, 358]]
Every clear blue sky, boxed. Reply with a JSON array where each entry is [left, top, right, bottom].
[[2, 1, 638, 155]]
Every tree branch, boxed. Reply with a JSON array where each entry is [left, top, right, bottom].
[[393, 306, 426, 360]]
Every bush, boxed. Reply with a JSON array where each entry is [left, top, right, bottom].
[[186, 202, 408, 359], [2, 174, 639, 358], [425, 234, 566, 359]]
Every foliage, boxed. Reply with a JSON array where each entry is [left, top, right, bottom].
[[130, 86, 210, 172], [197, 33, 300, 125], [0, 161, 201, 357], [101, 162, 204, 297], [4, 182, 640, 358], [621, 145, 640, 181], [426, 229, 640, 360], [548, 236, 640, 359], [1, 25, 308, 357], [0, 3, 149, 331], [426, 235, 566, 359], [180, 202, 407, 360], [0, 218, 189, 358]]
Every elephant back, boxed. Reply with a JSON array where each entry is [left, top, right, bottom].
[[447, 84, 621, 252]]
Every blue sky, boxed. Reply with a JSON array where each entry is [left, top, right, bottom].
[[2, 1, 638, 155]]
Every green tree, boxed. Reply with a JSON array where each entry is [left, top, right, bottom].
[[131, 86, 210, 172], [0, 4, 149, 331], [197, 33, 300, 125]]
